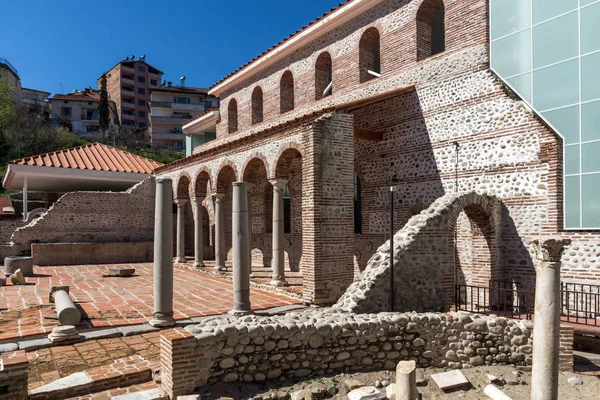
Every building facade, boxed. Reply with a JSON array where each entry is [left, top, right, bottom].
[[148, 86, 218, 152], [155, 0, 600, 306], [0, 57, 22, 109], [21, 88, 50, 109], [98, 57, 163, 130], [490, 0, 600, 230], [49, 88, 119, 137]]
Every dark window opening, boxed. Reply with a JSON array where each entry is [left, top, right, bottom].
[[280, 71, 295, 113], [354, 172, 362, 234], [251, 86, 263, 124], [359, 27, 381, 83], [228, 98, 238, 133], [315, 52, 333, 100], [417, 0, 446, 60]]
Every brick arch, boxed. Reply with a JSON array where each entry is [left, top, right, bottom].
[[228, 98, 238, 133], [216, 162, 238, 193], [335, 191, 506, 314], [358, 26, 381, 83], [175, 173, 192, 199], [193, 168, 212, 199], [315, 51, 333, 100], [280, 70, 295, 114], [241, 153, 270, 182], [251, 86, 264, 125], [416, 0, 446, 60], [270, 142, 303, 179]]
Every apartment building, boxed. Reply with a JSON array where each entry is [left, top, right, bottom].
[[98, 56, 162, 130], [21, 88, 50, 109], [49, 88, 119, 137], [0, 57, 22, 109], [148, 85, 218, 151]]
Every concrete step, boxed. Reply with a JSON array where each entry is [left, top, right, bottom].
[[29, 355, 157, 400]]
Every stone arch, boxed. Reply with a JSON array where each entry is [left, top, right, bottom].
[[280, 70, 295, 114], [251, 86, 264, 125], [334, 191, 512, 314], [359, 27, 381, 83], [241, 153, 270, 181], [216, 164, 238, 193], [193, 169, 212, 199], [315, 51, 333, 100], [228, 98, 238, 133], [416, 0, 446, 60], [25, 208, 48, 223]]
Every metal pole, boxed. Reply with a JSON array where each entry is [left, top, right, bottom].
[[390, 185, 394, 312]]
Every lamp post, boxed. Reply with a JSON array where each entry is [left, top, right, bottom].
[[389, 176, 400, 312]]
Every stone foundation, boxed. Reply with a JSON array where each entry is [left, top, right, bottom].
[[159, 310, 533, 398], [0, 350, 28, 400], [31, 241, 153, 266]]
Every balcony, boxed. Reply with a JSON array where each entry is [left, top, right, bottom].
[[121, 77, 135, 86], [81, 116, 99, 122], [150, 115, 192, 124], [122, 101, 135, 109], [149, 101, 172, 108], [122, 113, 135, 121], [151, 131, 185, 141], [122, 65, 135, 74]]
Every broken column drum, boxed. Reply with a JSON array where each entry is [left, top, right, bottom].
[[231, 182, 252, 314], [395, 360, 417, 400], [50, 287, 81, 326], [530, 237, 571, 400], [150, 177, 176, 328]]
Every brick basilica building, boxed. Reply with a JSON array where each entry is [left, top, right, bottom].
[[154, 0, 596, 306]]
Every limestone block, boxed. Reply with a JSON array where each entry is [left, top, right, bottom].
[[48, 325, 80, 343], [431, 370, 470, 391], [4, 256, 34, 277], [107, 266, 136, 277], [10, 269, 26, 285]]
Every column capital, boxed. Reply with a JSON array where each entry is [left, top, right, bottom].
[[269, 178, 288, 189], [155, 177, 172, 185], [530, 236, 571, 263], [213, 193, 226, 201], [192, 196, 205, 204], [174, 198, 188, 206]]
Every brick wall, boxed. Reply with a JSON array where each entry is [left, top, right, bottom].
[[0, 217, 26, 242], [8, 178, 155, 255], [0, 350, 28, 400]]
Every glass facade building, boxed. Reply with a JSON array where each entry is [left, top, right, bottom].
[[490, 0, 600, 229]]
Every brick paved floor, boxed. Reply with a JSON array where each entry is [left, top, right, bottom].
[[0, 263, 300, 341]]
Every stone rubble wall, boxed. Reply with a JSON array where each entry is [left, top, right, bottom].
[[335, 191, 502, 313], [0, 217, 27, 243], [160, 310, 533, 398], [1, 178, 155, 261]]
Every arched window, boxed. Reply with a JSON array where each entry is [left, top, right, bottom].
[[228, 98, 238, 133], [251, 87, 263, 125], [359, 27, 381, 83], [280, 71, 295, 113], [315, 52, 333, 100], [416, 0, 445, 60], [283, 184, 291, 233], [354, 172, 362, 234]]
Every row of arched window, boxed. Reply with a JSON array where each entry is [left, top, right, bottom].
[[227, 0, 445, 134]]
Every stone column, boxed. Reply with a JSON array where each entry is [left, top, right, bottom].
[[247, 189, 254, 278], [530, 236, 570, 400], [231, 182, 252, 314], [394, 360, 417, 400], [213, 193, 226, 271], [269, 178, 288, 286], [22, 176, 28, 221], [150, 178, 176, 327], [175, 198, 187, 264], [193, 197, 205, 268]]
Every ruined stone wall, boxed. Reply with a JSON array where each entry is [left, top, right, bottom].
[[0, 218, 27, 242], [159, 310, 533, 398], [7, 178, 155, 254], [0, 350, 28, 400]]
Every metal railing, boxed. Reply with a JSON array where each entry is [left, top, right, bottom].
[[455, 280, 534, 319], [561, 282, 600, 326]]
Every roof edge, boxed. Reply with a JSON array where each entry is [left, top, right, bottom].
[[209, 0, 385, 96]]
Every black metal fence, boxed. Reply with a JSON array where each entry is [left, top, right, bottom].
[[455, 280, 600, 327]]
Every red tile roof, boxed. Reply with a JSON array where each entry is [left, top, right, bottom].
[[209, 1, 352, 91], [50, 88, 115, 103], [9, 143, 162, 174]]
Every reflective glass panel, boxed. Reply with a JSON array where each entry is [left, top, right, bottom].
[[533, 0, 578, 24], [542, 106, 580, 144], [491, 30, 531, 77], [491, 0, 531, 40], [507, 73, 532, 103], [582, 142, 600, 173], [582, 52, 600, 102], [581, 2, 600, 54], [565, 176, 580, 228], [533, 59, 579, 111], [583, 174, 600, 227], [582, 100, 600, 142], [565, 145, 580, 175], [532, 12, 578, 69]]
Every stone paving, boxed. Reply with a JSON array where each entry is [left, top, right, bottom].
[[0, 262, 301, 341]]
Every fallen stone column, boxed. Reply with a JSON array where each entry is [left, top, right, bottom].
[[484, 384, 513, 400], [529, 236, 570, 400], [231, 182, 251, 315], [150, 177, 176, 328], [50, 286, 81, 326]]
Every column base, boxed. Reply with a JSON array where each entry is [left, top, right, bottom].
[[149, 315, 176, 328], [270, 279, 289, 287], [174, 257, 187, 264], [194, 261, 205, 268], [229, 309, 254, 317], [249, 273, 255, 278], [215, 265, 227, 271]]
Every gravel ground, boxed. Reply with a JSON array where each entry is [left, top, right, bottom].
[[196, 364, 600, 400]]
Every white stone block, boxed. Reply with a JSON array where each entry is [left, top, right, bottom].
[[430, 370, 470, 391], [347, 386, 386, 400]]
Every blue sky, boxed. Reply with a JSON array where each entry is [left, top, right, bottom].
[[0, 0, 342, 95]]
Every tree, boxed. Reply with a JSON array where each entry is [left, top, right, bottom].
[[98, 73, 110, 139], [0, 78, 16, 162]]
